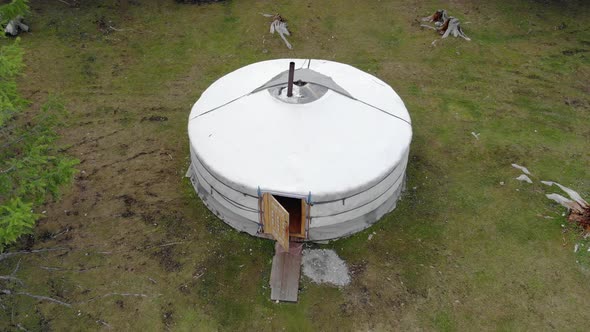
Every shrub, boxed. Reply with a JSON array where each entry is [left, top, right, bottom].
[[0, 36, 78, 250]]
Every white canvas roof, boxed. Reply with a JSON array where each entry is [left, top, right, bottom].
[[188, 59, 412, 200]]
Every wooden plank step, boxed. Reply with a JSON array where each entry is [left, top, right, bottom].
[[270, 241, 303, 302]]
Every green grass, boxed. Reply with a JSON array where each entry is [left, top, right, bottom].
[[0, 0, 589, 330]]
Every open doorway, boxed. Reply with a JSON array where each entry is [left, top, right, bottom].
[[272, 195, 306, 239]]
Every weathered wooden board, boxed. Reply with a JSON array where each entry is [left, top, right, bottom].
[[263, 193, 290, 251], [270, 241, 303, 302]]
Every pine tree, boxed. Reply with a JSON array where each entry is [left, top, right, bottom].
[[0, 1, 78, 250]]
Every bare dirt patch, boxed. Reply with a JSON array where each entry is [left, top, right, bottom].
[[152, 246, 182, 272]]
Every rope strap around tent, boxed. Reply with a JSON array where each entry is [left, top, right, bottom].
[[188, 92, 251, 121], [314, 171, 405, 218], [193, 167, 259, 213], [351, 98, 412, 126], [189, 79, 411, 127], [192, 151, 259, 199], [257, 186, 264, 233]]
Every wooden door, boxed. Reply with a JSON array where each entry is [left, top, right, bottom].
[[263, 193, 290, 251], [300, 199, 307, 238]]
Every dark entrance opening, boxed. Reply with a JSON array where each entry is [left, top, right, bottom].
[[273, 195, 305, 238]]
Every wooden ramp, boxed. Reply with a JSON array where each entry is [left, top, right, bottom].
[[270, 241, 303, 302]]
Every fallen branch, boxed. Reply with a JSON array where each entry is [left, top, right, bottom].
[[96, 319, 112, 329], [78, 292, 157, 304], [0, 248, 68, 262], [0, 259, 23, 285], [512, 163, 532, 175], [11, 259, 21, 276], [144, 242, 185, 250], [100, 292, 148, 298], [38, 266, 62, 271], [51, 227, 71, 239], [1, 289, 72, 307], [16, 323, 28, 332], [0, 276, 23, 285], [38, 265, 101, 273], [516, 174, 533, 184], [108, 25, 125, 32], [0, 165, 15, 174]]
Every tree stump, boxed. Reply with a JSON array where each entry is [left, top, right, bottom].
[[421, 9, 449, 26], [440, 17, 471, 41], [264, 13, 292, 49], [421, 10, 470, 41]]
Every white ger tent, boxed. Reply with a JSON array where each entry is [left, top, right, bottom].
[[187, 59, 412, 244]]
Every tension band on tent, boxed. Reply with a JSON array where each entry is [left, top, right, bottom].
[[188, 92, 251, 121], [189, 86, 411, 126]]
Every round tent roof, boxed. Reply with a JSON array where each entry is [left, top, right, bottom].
[[188, 59, 412, 200]]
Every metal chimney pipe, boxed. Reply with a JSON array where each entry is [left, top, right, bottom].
[[287, 61, 295, 97]]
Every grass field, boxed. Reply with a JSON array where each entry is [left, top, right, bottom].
[[1, 0, 589, 330]]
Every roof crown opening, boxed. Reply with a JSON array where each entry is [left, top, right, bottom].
[[252, 68, 352, 104]]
